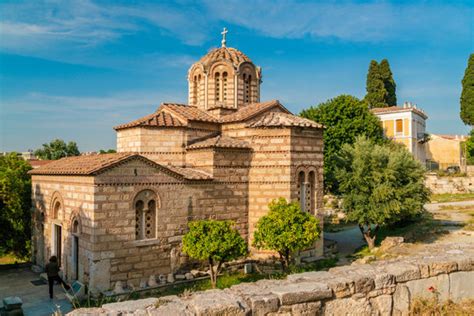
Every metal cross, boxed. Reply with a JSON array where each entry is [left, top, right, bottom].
[[221, 27, 228, 47]]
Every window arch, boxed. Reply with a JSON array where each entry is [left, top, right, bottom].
[[307, 171, 315, 213], [134, 190, 158, 240], [222, 72, 228, 102], [297, 171, 306, 212], [243, 73, 252, 103], [296, 170, 316, 213], [72, 218, 80, 235], [50, 192, 64, 220], [215, 72, 221, 103], [193, 75, 198, 105]]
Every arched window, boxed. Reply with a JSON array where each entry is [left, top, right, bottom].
[[193, 75, 198, 105], [134, 190, 158, 240], [52, 200, 61, 220], [307, 171, 315, 213], [244, 74, 252, 103], [222, 72, 228, 102], [297, 171, 306, 212], [215, 72, 220, 103], [72, 219, 80, 234]]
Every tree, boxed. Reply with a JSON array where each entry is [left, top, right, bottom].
[[365, 59, 397, 108], [379, 59, 397, 106], [99, 149, 116, 154], [300, 95, 385, 193], [0, 153, 32, 259], [464, 129, 474, 165], [460, 54, 474, 125], [182, 220, 247, 288], [335, 137, 429, 249], [253, 198, 321, 271], [34, 139, 80, 160]]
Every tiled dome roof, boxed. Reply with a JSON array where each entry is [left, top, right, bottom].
[[198, 47, 252, 68]]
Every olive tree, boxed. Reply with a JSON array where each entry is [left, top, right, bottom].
[[182, 220, 247, 288], [335, 137, 430, 249], [253, 198, 321, 271]]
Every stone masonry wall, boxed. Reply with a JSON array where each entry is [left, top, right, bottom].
[[425, 174, 474, 194], [69, 242, 474, 316]]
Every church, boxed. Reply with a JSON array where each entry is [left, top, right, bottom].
[[29, 30, 325, 292]]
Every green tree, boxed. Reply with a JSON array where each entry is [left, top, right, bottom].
[[335, 137, 429, 249], [99, 149, 117, 154], [34, 139, 80, 160], [182, 220, 247, 288], [300, 95, 385, 193], [379, 59, 397, 106], [464, 129, 474, 165], [253, 198, 321, 271], [460, 54, 474, 125], [0, 153, 33, 259]]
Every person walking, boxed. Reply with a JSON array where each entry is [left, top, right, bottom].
[[45, 256, 70, 299]]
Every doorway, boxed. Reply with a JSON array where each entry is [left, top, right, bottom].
[[53, 224, 62, 266], [72, 235, 79, 280]]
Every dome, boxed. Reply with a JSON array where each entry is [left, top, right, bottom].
[[197, 46, 252, 69]]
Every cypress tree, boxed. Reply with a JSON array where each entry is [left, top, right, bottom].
[[461, 54, 474, 125], [365, 60, 387, 108], [379, 59, 397, 106]]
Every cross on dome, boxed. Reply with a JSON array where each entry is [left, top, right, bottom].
[[221, 27, 228, 47]]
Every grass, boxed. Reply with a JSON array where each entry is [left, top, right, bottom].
[[431, 193, 474, 203], [0, 253, 28, 265], [411, 298, 474, 315]]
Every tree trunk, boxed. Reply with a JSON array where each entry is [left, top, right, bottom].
[[208, 258, 216, 289], [358, 224, 379, 250], [278, 250, 290, 272]]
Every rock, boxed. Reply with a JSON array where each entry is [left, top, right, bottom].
[[323, 297, 373, 315], [67, 307, 107, 315], [392, 284, 410, 315], [188, 290, 249, 316], [370, 295, 392, 316], [449, 271, 474, 303], [113, 281, 125, 294], [382, 262, 420, 282], [167, 273, 175, 283], [148, 275, 158, 287], [175, 274, 186, 280], [139, 280, 147, 289], [102, 297, 158, 313], [270, 282, 332, 305], [244, 263, 253, 274], [405, 274, 450, 302], [185, 273, 194, 280], [380, 237, 404, 252], [2, 296, 22, 311], [190, 269, 202, 277], [158, 274, 167, 284]]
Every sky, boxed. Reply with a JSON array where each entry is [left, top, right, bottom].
[[0, 0, 473, 152]]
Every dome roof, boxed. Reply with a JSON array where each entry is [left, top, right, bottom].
[[197, 47, 252, 69]]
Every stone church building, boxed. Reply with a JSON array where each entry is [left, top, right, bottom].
[[30, 32, 324, 292]]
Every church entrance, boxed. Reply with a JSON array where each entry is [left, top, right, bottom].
[[72, 235, 79, 280], [52, 224, 62, 266]]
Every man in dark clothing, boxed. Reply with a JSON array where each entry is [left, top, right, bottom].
[[45, 256, 70, 299]]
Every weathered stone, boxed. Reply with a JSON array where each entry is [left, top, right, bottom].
[[175, 274, 186, 280], [102, 297, 158, 313], [139, 279, 147, 288], [113, 281, 125, 294], [270, 282, 332, 305], [370, 294, 392, 316], [185, 272, 194, 280], [188, 290, 249, 316], [67, 307, 108, 315], [167, 273, 175, 283], [449, 271, 474, 302], [380, 237, 404, 252], [382, 262, 420, 282], [323, 297, 373, 316], [392, 285, 410, 316], [2, 297, 22, 311], [148, 275, 158, 287], [405, 274, 450, 301]]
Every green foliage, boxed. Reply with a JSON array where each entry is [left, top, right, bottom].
[[182, 220, 247, 288], [34, 139, 80, 160], [365, 59, 397, 108], [464, 129, 474, 164], [335, 137, 430, 248], [0, 153, 32, 259], [99, 149, 117, 154], [253, 198, 321, 270], [461, 54, 474, 125], [300, 95, 385, 192]]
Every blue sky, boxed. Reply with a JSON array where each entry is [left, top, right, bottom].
[[0, 0, 473, 152]]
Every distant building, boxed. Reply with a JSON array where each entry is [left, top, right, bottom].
[[426, 134, 468, 170], [0, 151, 37, 160], [371, 102, 428, 163]]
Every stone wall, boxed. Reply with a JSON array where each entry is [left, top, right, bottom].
[[68, 242, 474, 315], [425, 174, 474, 194]]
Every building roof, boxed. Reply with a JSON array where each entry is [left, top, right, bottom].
[[160, 103, 219, 123], [187, 135, 250, 150], [246, 112, 324, 129], [219, 100, 290, 123], [371, 106, 428, 119], [27, 159, 53, 169], [114, 111, 186, 130], [198, 47, 252, 69], [28, 153, 213, 180]]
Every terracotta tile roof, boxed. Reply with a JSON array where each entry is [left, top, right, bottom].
[[166, 165, 213, 180], [187, 135, 250, 150], [28, 153, 137, 175], [198, 47, 251, 68], [114, 111, 185, 130], [371, 106, 428, 119], [219, 100, 290, 123], [246, 112, 324, 129], [161, 103, 219, 123], [27, 159, 53, 169], [29, 153, 214, 180]]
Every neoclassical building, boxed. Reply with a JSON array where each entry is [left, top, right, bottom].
[[30, 31, 324, 292]]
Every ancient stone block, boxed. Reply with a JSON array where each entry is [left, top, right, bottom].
[[370, 294, 392, 316], [270, 282, 332, 305], [449, 271, 474, 302]]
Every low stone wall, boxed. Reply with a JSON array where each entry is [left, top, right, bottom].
[[69, 242, 474, 316], [425, 174, 474, 194]]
